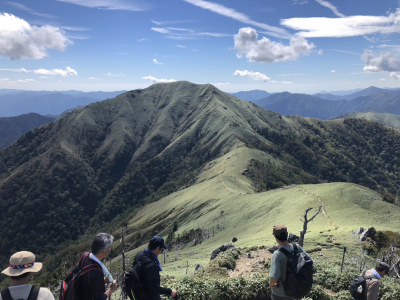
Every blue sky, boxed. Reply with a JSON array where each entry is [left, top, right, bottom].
[[0, 0, 400, 93]]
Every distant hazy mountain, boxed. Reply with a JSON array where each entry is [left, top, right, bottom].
[[0, 90, 126, 117], [317, 88, 363, 96], [315, 86, 393, 101], [0, 113, 56, 149], [330, 111, 400, 130], [258, 91, 400, 119], [230, 90, 272, 102]]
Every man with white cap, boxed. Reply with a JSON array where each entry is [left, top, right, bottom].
[[0, 251, 54, 300]]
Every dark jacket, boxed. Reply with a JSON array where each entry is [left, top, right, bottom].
[[134, 250, 172, 300], [76, 253, 107, 300]]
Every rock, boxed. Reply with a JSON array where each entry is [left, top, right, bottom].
[[210, 249, 221, 260], [232, 237, 238, 243], [210, 243, 236, 259], [246, 253, 253, 258], [195, 264, 203, 271], [318, 254, 325, 257], [360, 227, 376, 242], [287, 233, 300, 243], [221, 267, 228, 271], [356, 227, 364, 235]]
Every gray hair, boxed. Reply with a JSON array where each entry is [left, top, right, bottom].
[[91, 233, 114, 254]]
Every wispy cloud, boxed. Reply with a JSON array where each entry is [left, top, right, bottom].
[[56, 0, 148, 11], [0, 78, 35, 83], [291, 0, 309, 4], [89, 77, 97, 80], [331, 70, 336, 73], [176, 45, 198, 51], [138, 38, 148, 42], [153, 59, 163, 65], [183, 0, 291, 39], [390, 72, 400, 80], [151, 20, 191, 25], [7, 2, 56, 18], [234, 27, 314, 63], [212, 83, 230, 86], [152, 26, 230, 39], [318, 49, 323, 55], [328, 49, 361, 56], [0, 13, 71, 60], [0, 67, 30, 72], [105, 72, 125, 77], [142, 76, 176, 83], [281, 10, 400, 38], [151, 27, 171, 34], [314, 0, 345, 18], [34, 67, 78, 77]]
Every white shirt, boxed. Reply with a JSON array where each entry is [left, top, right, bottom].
[[0, 285, 54, 300]]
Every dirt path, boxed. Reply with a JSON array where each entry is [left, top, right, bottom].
[[228, 249, 273, 278]]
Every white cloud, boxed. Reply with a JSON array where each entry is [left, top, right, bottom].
[[281, 10, 400, 38], [153, 59, 163, 65], [151, 27, 171, 34], [56, 0, 147, 11], [362, 50, 400, 72], [105, 72, 125, 77], [0, 13, 71, 60], [234, 70, 271, 81], [0, 78, 10, 82], [318, 49, 323, 55], [314, 0, 345, 18], [291, 0, 309, 4], [0, 67, 30, 72], [234, 27, 315, 63], [331, 70, 336, 73], [390, 72, 400, 80], [12, 79, 35, 83], [89, 77, 97, 80], [142, 76, 176, 83], [213, 83, 231, 86], [183, 0, 290, 39], [138, 38, 148, 42], [7, 2, 56, 18], [176, 45, 186, 48], [40, 76, 48, 78], [34, 66, 78, 77]]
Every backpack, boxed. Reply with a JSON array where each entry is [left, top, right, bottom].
[[59, 252, 102, 300], [350, 273, 377, 300], [125, 255, 154, 300], [278, 244, 314, 299], [1, 286, 40, 300]]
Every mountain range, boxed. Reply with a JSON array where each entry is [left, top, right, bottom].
[[0, 90, 126, 117], [1, 81, 400, 268]]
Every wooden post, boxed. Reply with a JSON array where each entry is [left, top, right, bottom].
[[341, 247, 347, 274], [121, 229, 126, 300], [186, 261, 188, 275]]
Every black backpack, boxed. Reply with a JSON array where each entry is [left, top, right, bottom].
[[59, 252, 103, 300], [350, 273, 377, 300], [125, 255, 154, 300], [278, 244, 314, 299], [1, 286, 40, 300]]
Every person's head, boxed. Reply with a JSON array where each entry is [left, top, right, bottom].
[[273, 224, 288, 243], [2, 251, 42, 284], [375, 262, 390, 277], [92, 233, 114, 259], [148, 236, 168, 256]]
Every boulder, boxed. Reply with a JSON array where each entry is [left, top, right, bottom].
[[195, 264, 203, 271], [356, 227, 364, 235], [360, 227, 376, 241], [210, 243, 236, 260]]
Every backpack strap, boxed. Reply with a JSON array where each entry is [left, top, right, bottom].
[[1, 288, 13, 300], [292, 244, 298, 253], [27, 286, 40, 300], [0, 286, 40, 300]]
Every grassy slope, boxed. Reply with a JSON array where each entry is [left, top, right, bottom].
[[331, 111, 400, 130], [110, 145, 400, 278]]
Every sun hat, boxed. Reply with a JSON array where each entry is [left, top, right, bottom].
[[2, 251, 42, 276], [273, 224, 288, 236], [149, 236, 168, 250]]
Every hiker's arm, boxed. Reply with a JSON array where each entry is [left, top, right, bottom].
[[367, 280, 379, 300], [269, 277, 278, 288], [147, 278, 172, 296], [90, 271, 113, 300]]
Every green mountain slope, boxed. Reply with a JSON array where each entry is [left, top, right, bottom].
[[0, 113, 56, 150], [1, 81, 400, 266], [331, 111, 400, 130]]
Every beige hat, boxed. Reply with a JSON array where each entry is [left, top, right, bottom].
[[2, 251, 42, 276], [273, 224, 288, 236]]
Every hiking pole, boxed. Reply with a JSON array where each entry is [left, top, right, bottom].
[[341, 247, 347, 274]]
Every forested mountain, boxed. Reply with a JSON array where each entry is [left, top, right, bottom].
[[0, 113, 56, 150], [331, 111, 400, 130], [1, 81, 400, 263], [258, 91, 400, 119], [0, 90, 125, 117]]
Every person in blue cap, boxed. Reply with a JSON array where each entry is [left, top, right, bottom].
[[132, 236, 178, 300]]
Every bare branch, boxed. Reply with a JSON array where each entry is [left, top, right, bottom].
[[308, 206, 322, 222]]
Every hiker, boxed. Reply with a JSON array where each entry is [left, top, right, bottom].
[[1, 251, 54, 300], [363, 262, 390, 300], [132, 236, 178, 299], [269, 224, 313, 300], [77, 233, 118, 300]]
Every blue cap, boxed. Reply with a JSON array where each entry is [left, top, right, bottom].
[[150, 236, 168, 250]]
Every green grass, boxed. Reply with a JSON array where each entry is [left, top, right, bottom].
[[109, 146, 400, 278]]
